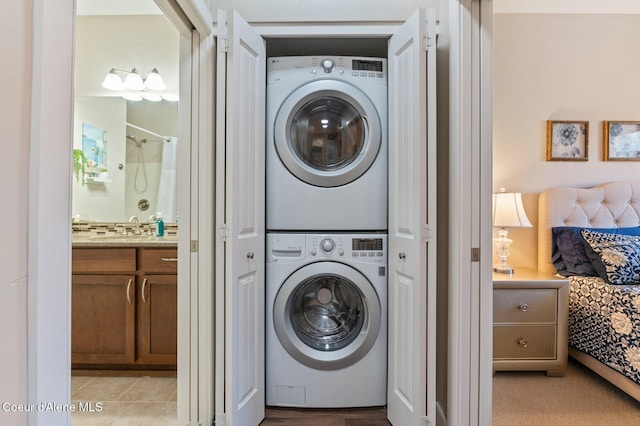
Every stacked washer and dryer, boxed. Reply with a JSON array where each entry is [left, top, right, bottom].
[[266, 56, 389, 408]]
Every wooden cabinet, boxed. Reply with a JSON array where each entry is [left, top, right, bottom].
[[137, 248, 178, 365], [72, 246, 177, 369], [72, 274, 136, 364], [493, 268, 569, 376]]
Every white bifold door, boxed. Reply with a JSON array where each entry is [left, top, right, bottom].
[[386, 8, 437, 426], [215, 8, 436, 426], [216, 9, 266, 426]]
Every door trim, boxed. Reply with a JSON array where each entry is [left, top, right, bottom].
[[29, 1, 210, 424]]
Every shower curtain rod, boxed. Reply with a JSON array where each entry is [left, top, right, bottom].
[[126, 122, 175, 141]]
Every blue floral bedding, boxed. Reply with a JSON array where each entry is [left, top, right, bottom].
[[569, 276, 640, 385]]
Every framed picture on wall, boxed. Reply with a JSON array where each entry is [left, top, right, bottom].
[[546, 120, 589, 161], [603, 121, 640, 161]]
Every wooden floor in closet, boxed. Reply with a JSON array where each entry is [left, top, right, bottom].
[[261, 406, 391, 426]]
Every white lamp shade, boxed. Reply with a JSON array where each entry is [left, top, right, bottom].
[[141, 92, 162, 102], [144, 68, 167, 91], [124, 69, 145, 91], [492, 191, 532, 228], [161, 93, 179, 102], [101, 70, 125, 91], [122, 92, 143, 101]]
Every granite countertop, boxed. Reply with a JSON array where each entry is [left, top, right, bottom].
[[72, 234, 178, 248]]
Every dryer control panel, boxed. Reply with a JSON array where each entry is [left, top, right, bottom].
[[267, 56, 387, 86]]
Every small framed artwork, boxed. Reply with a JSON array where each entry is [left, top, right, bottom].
[[603, 121, 640, 161], [546, 120, 589, 161]]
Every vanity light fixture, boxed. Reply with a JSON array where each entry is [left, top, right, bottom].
[[101, 67, 173, 101], [492, 188, 532, 274]]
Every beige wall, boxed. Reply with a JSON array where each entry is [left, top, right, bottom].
[[0, 1, 30, 424], [494, 13, 640, 270]]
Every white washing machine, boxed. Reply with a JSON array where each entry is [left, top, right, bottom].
[[266, 232, 387, 408], [266, 56, 388, 231]]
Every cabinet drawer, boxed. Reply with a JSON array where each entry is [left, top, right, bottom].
[[139, 248, 178, 273], [72, 248, 136, 273], [494, 289, 557, 323], [493, 325, 556, 359]]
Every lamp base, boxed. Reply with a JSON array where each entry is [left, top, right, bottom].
[[493, 264, 514, 274]]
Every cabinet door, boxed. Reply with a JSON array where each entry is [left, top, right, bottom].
[[137, 274, 178, 365], [71, 274, 136, 365]]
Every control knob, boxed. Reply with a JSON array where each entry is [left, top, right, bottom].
[[320, 239, 335, 253], [321, 59, 335, 73]]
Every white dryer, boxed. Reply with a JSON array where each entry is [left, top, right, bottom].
[[266, 232, 387, 408], [266, 56, 388, 231]]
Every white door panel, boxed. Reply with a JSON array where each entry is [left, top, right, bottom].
[[220, 9, 266, 426], [387, 8, 437, 426]]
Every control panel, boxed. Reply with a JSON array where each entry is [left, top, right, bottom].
[[267, 56, 387, 85]]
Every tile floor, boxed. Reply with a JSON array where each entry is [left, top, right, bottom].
[[71, 372, 177, 425]]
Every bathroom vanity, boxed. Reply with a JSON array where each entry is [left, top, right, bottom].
[[71, 235, 177, 369]]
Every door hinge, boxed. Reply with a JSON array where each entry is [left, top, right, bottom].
[[218, 36, 229, 52], [471, 247, 480, 262], [421, 415, 432, 425], [423, 224, 434, 243], [218, 224, 229, 242], [191, 239, 198, 253], [213, 413, 227, 425]]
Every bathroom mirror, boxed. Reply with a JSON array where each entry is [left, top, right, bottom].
[[72, 8, 179, 223]]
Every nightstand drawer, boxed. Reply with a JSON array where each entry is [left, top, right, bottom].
[[493, 325, 556, 359], [494, 289, 557, 323]]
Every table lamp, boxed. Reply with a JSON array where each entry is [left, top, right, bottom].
[[492, 188, 532, 274]]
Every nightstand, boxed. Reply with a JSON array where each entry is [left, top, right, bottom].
[[493, 268, 569, 376]]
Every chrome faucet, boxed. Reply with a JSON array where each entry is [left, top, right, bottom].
[[129, 216, 142, 235]]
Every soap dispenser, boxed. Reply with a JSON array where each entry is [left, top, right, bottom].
[[155, 212, 165, 238]]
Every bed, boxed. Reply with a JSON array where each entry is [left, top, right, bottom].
[[538, 181, 640, 401]]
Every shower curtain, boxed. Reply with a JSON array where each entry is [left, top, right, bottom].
[[156, 137, 177, 222]]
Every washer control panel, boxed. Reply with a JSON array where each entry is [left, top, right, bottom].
[[308, 234, 386, 263], [268, 233, 387, 263]]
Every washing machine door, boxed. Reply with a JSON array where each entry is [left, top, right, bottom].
[[273, 261, 381, 370], [274, 80, 382, 187]]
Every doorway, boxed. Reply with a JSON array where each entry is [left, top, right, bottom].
[[71, 1, 180, 423]]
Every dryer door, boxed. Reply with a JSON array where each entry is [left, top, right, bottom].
[[274, 80, 382, 187], [273, 261, 381, 370]]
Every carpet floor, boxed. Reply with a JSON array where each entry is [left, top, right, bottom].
[[493, 359, 640, 425]]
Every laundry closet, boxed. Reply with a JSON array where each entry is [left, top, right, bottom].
[[213, 6, 437, 426]]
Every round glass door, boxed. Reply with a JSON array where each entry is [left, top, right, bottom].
[[273, 262, 381, 370], [274, 80, 382, 188]]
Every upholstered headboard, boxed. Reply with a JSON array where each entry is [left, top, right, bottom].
[[538, 181, 640, 274]]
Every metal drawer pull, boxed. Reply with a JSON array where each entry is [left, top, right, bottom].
[[142, 278, 148, 303], [161, 257, 178, 262], [518, 339, 528, 348], [126, 278, 133, 304], [519, 304, 529, 312], [399, 252, 406, 260], [246, 252, 255, 259]]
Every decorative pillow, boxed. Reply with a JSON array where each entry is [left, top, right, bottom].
[[551, 226, 640, 277], [580, 229, 640, 285]]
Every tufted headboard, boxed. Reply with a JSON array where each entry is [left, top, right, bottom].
[[538, 181, 640, 274]]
